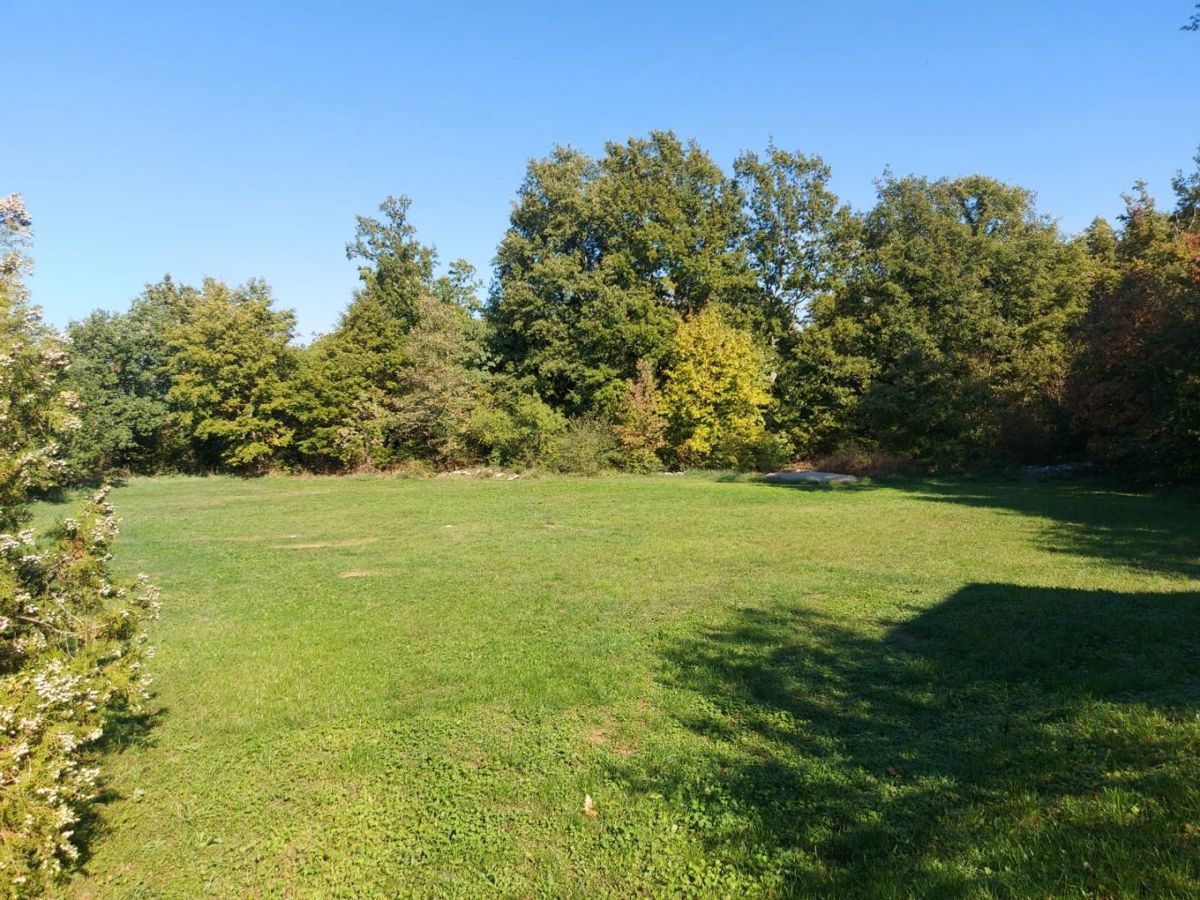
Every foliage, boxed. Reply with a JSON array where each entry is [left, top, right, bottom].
[[487, 132, 758, 415], [659, 307, 778, 469], [345, 195, 438, 330], [163, 279, 298, 474], [733, 143, 845, 339], [0, 492, 159, 893], [0, 196, 73, 526], [1172, 145, 1200, 231], [542, 417, 618, 475], [39, 139, 1200, 482], [1070, 185, 1200, 482], [0, 195, 157, 894], [613, 359, 668, 471], [466, 385, 568, 468], [62, 278, 189, 477], [788, 173, 1091, 469], [296, 198, 490, 470]]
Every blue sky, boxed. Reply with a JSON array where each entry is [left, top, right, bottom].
[[6, 0, 1199, 338]]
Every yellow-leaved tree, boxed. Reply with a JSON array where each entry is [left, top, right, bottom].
[[659, 307, 784, 469]]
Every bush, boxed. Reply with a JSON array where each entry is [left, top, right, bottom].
[[467, 390, 568, 469], [543, 418, 618, 475], [613, 360, 668, 472], [0, 491, 160, 893], [807, 444, 922, 477]]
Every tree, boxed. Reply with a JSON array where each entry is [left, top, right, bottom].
[[488, 132, 758, 416], [734, 143, 844, 339], [1171, 145, 1200, 231], [63, 277, 190, 476], [1070, 184, 1200, 482], [782, 173, 1090, 468], [371, 284, 490, 466], [659, 307, 777, 469], [164, 279, 298, 473], [0, 195, 73, 525], [0, 194, 157, 891], [346, 195, 437, 329], [297, 199, 490, 469]]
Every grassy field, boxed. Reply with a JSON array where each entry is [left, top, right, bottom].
[[50, 473, 1200, 897]]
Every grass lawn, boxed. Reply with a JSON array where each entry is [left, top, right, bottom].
[[51, 473, 1200, 897]]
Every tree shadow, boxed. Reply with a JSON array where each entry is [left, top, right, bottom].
[[72, 703, 167, 870], [912, 479, 1200, 578], [618, 585, 1200, 896]]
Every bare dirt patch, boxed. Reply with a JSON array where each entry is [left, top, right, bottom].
[[272, 538, 380, 550]]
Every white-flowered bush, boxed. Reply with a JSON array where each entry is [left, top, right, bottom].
[[0, 194, 158, 894]]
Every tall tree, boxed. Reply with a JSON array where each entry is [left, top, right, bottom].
[[734, 143, 845, 339], [488, 132, 756, 415], [164, 279, 298, 473], [297, 198, 488, 469], [0, 193, 70, 527], [63, 277, 191, 476], [780, 173, 1090, 467], [0, 194, 157, 890]]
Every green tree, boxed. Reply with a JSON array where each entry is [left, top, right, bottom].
[[0, 195, 73, 525], [346, 194, 437, 329], [297, 198, 489, 469], [63, 277, 191, 477], [488, 132, 757, 416], [1171, 145, 1200, 231], [733, 143, 845, 340], [782, 173, 1090, 467], [164, 279, 298, 473]]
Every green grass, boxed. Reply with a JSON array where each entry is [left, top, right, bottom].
[[50, 473, 1200, 897]]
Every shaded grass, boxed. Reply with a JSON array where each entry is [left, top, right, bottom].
[[52, 473, 1200, 897]]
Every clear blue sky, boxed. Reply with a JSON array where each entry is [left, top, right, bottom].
[[7, 0, 1199, 339]]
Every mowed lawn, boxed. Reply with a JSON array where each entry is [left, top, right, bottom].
[[55, 474, 1200, 897]]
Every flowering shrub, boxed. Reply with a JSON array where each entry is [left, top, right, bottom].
[[0, 194, 159, 894], [0, 492, 159, 892]]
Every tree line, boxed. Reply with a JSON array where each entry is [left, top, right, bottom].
[[43, 133, 1200, 482]]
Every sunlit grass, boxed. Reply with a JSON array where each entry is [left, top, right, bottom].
[[53, 473, 1200, 897]]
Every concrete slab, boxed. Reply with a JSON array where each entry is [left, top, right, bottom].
[[761, 471, 859, 485]]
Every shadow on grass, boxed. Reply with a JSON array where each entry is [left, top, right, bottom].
[[912, 479, 1200, 578], [73, 704, 167, 870], [622, 584, 1200, 896], [751, 475, 1200, 577]]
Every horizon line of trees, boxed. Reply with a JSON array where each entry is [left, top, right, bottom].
[[24, 132, 1200, 483]]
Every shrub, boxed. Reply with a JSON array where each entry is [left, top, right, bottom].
[[543, 418, 618, 475], [0, 492, 160, 892], [1, 194, 159, 893], [468, 389, 568, 469], [613, 360, 668, 472], [808, 444, 922, 477]]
